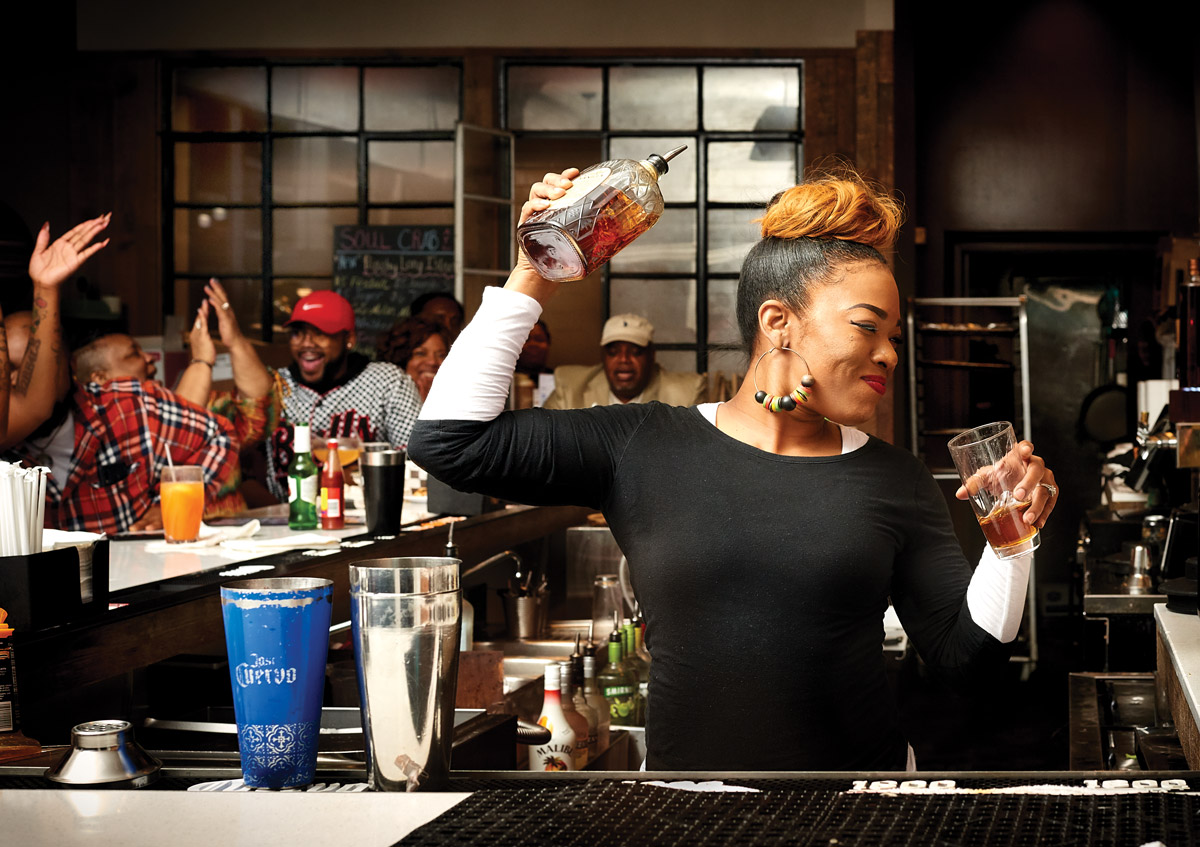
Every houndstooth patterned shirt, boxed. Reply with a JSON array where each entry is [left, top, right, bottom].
[[266, 360, 422, 500]]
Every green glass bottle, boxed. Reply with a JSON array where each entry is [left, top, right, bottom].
[[622, 621, 648, 725], [598, 629, 638, 726], [287, 424, 319, 530]]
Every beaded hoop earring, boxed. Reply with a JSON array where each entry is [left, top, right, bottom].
[[752, 347, 816, 412]]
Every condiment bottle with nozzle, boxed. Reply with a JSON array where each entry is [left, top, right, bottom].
[[518, 146, 687, 282]]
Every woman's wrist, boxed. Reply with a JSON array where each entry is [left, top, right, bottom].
[[190, 358, 214, 368]]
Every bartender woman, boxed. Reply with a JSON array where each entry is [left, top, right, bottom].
[[408, 167, 1059, 771]]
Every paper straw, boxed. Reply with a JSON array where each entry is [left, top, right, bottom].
[[34, 467, 48, 554], [12, 470, 30, 556], [162, 438, 176, 482], [0, 465, 16, 556]]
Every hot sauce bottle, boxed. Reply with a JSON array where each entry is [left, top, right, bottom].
[[319, 438, 345, 530], [518, 146, 687, 282]]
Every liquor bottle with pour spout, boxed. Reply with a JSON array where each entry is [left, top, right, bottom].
[[518, 146, 687, 282]]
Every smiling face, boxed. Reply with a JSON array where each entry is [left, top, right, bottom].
[[289, 323, 355, 385], [103, 335, 157, 382], [603, 341, 654, 402], [776, 261, 902, 426], [404, 331, 448, 400]]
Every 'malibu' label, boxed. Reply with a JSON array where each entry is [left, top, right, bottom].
[[532, 742, 575, 771]]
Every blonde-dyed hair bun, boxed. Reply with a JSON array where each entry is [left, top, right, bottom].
[[758, 171, 903, 251]]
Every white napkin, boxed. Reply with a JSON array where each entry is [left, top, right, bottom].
[[220, 533, 341, 554], [186, 778, 368, 793], [145, 521, 261, 554], [43, 529, 105, 550]]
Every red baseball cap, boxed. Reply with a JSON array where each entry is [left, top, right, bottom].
[[286, 290, 356, 335]]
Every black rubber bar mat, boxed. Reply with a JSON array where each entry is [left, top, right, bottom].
[[397, 778, 1200, 846]]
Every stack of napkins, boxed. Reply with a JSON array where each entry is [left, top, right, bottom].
[[141, 520, 343, 556]]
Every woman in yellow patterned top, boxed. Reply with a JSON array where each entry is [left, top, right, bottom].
[[175, 278, 281, 517]]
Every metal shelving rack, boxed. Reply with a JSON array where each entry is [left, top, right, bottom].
[[906, 296, 1038, 670]]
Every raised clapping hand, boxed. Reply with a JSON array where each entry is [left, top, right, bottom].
[[955, 440, 1059, 530], [190, 300, 217, 366], [204, 278, 245, 345], [28, 213, 112, 289], [506, 168, 581, 304]]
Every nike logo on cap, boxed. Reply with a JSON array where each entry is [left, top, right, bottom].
[[301, 302, 320, 310]]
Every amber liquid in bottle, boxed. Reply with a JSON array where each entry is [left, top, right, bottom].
[[518, 146, 686, 283], [521, 185, 655, 281]]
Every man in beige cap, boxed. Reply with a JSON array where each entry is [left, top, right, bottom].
[[543, 314, 707, 409]]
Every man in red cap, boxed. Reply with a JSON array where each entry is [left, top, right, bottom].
[[266, 289, 422, 500]]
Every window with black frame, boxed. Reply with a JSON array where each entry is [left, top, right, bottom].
[[166, 60, 463, 343], [503, 60, 804, 379]]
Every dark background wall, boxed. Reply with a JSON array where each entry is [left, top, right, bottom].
[[896, 0, 1199, 629]]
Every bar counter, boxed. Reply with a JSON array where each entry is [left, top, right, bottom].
[[14, 504, 591, 736], [1155, 602, 1200, 767]]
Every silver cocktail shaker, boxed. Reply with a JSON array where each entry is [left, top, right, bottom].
[[349, 557, 461, 791]]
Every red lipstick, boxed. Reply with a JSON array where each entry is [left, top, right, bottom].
[[862, 376, 887, 395]]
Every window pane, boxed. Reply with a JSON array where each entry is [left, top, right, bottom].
[[368, 141, 454, 204], [367, 208, 454, 226], [273, 137, 358, 203], [274, 278, 332, 334], [611, 210, 696, 274], [273, 208, 358, 276], [656, 349, 700, 375], [365, 66, 460, 131], [174, 142, 262, 204], [177, 277, 263, 335], [708, 142, 796, 202], [707, 277, 740, 345], [703, 66, 800, 132], [707, 208, 761, 273], [461, 129, 512, 200], [507, 66, 602, 131], [172, 67, 267, 132], [173, 208, 261, 275], [271, 66, 359, 132], [610, 278, 696, 344], [609, 136, 696, 204], [609, 66, 697, 131], [706, 347, 749, 384]]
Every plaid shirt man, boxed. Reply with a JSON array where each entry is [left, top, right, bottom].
[[54, 378, 239, 533]]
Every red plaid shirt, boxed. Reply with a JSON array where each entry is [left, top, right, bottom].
[[54, 379, 239, 533]]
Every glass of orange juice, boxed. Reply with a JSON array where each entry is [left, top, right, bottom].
[[160, 466, 205, 543]]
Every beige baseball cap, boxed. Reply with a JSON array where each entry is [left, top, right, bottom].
[[601, 313, 654, 347]]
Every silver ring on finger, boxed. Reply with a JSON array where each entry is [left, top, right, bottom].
[[1038, 482, 1058, 499], [221, 302, 231, 310]]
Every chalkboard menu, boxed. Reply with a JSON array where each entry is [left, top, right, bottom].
[[332, 224, 454, 358]]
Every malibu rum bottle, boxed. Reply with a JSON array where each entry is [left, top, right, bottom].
[[530, 663, 577, 771], [518, 146, 687, 282]]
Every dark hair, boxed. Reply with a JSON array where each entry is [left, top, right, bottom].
[[409, 291, 464, 320], [735, 170, 904, 351], [378, 317, 451, 368]]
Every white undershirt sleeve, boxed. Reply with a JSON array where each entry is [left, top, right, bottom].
[[419, 286, 542, 422], [965, 545, 1032, 643]]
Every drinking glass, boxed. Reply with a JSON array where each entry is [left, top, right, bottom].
[[221, 577, 333, 789], [947, 422, 1041, 560], [160, 466, 204, 543], [591, 574, 625, 643]]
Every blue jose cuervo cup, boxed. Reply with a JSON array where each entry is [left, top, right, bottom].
[[220, 577, 334, 789]]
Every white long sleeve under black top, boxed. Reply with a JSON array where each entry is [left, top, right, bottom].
[[408, 287, 1025, 772]]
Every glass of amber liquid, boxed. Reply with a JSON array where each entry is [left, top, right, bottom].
[[947, 422, 1040, 559], [160, 466, 205, 543]]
